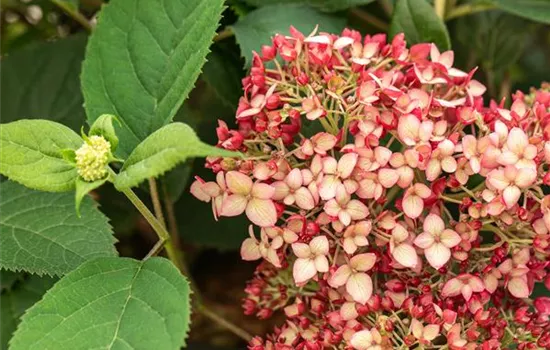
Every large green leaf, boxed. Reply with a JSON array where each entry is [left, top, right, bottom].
[[0, 120, 82, 192], [81, 0, 225, 158], [10, 257, 192, 350], [454, 11, 534, 72], [232, 4, 346, 66], [0, 181, 116, 276], [244, 0, 376, 12], [114, 123, 238, 190], [493, 0, 550, 24], [389, 0, 451, 50], [0, 35, 87, 131], [1, 272, 56, 350]]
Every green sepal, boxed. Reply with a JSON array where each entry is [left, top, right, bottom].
[[89, 114, 120, 152], [75, 177, 108, 216], [60, 149, 77, 164]]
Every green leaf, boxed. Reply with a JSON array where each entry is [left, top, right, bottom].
[[81, 0, 226, 158], [389, 0, 451, 50], [89, 114, 120, 152], [75, 177, 108, 216], [10, 257, 192, 350], [0, 35, 87, 131], [0, 181, 116, 276], [114, 123, 239, 190], [232, 4, 346, 66], [1, 272, 57, 350], [244, 0, 376, 12], [0, 120, 82, 192], [493, 0, 550, 24], [454, 11, 534, 72]]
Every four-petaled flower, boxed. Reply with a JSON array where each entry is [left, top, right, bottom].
[[221, 171, 277, 227], [414, 214, 461, 269], [292, 236, 330, 284], [328, 253, 376, 304]]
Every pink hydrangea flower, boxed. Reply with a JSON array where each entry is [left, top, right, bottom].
[[414, 214, 461, 269]]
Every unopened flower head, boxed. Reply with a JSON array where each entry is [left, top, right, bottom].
[[191, 26, 550, 349], [75, 135, 111, 182]]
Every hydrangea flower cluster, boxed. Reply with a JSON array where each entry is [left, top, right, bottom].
[[75, 135, 111, 182], [191, 27, 550, 349]]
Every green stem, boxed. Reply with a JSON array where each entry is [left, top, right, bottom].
[[434, 0, 446, 19], [214, 27, 234, 42], [108, 169, 184, 272], [445, 3, 496, 20], [148, 178, 166, 228], [50, 0, 92, 32], [350, 8, 389, 32], [197, 304, 253, 342], [120, 185, 184, 271]]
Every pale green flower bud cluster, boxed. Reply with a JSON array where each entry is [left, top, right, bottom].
[[75, 135, 111, 182]]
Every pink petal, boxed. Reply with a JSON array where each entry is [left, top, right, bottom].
[[415, 183, 432, 198], [190, 180, 210, 202], [392, 243, 418, 268], [319, 175, 339, 200], [338, 152, 359, 178], [440, 229, 461, 248], [314, 255, 329, 273], [346, 200, 369, 221], [324, 199, 341, 217], [271, 181, 290, 200], [487, 169, 509, 190], [423, 324, 440, 341], [313, 132, 337, 152], [508, 277, 530, 298], [246, 198, 277, 227], [397, 114, 420, 146], [414, 232, 436, 249], [329, 264, 352, 287], [350, 330, 374, 349], [350, 253, 377, 272], [286, 168, 303, 189], [293, 258, 317, 284], [240, 238, 261, 261], [334, 36, 354, 49], [340, 301, 359, 321], [425, 243, 451, 269], [441, 278, 463, 298], [346, 273, 373, 305], [503, 186, 521, 208], [310, 235, 329, 255], [468, 79, 486, 97], [403, 194, 424, 219], [378, 168, 399, 188], [338, 210, 352, 226], [515, 168, 536, 188], [226, 171, 252, 195], [292, 242, 311, 258], [426, 159, 442, 181], [462, 135, 477, 158], [411, 319, 424, 339], [294, 187, 315, 210], [423, 214, 444, 236], [507, 128, 528, 154], [441, 156, 457, 173], [251, 182, 275, 199], [221, 194, 247, 217]]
